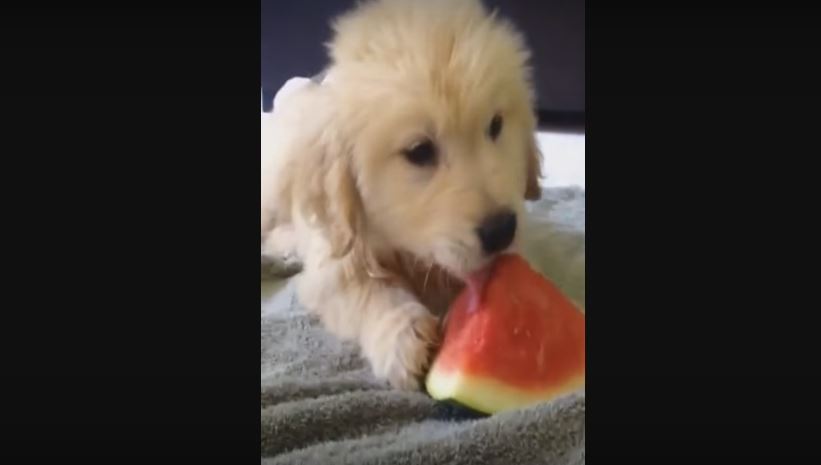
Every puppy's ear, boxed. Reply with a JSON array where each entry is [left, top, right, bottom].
[[525, 136, 543, 200], [296, 127, 363, 259], [322, 152, 362, 257]]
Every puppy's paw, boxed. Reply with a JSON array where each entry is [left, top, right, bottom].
[[367, 304, 439, 391]]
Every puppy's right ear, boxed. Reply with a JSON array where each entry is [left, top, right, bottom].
[[524, 135, 543, 200]]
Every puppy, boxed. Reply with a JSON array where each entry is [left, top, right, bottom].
[[261, 0, 542, 390]]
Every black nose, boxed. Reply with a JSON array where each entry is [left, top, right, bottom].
[[477, 210, 517, 255]]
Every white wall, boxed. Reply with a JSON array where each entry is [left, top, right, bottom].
[[536, 131, 585, 189]]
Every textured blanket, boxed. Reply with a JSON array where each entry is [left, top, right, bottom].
[[261, 186, 585, 465]]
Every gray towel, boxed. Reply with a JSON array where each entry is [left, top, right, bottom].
[[261, 187, 585, 465]]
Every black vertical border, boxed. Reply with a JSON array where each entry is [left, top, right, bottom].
[[1, 3, 261, 464], [588, 2, 821, 463]]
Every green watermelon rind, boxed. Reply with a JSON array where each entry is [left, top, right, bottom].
[[426, 363, 585, 415]]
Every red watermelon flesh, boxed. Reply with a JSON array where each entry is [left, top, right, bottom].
[[425, 254, 585, 414]]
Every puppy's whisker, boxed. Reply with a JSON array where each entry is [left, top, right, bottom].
[[423, 262, 434, 294]]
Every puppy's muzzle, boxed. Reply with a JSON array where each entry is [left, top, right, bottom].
[[477, 210, 517, 255]]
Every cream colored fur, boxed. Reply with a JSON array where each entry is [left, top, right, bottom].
[[261, 0, 542, 390]]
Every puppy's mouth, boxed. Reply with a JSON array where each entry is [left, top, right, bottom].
[[435, 243, 519, 282], [427, 230, 520, 283], [433, 253, 494, 284]]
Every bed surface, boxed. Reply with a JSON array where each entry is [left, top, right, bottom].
[[261, 186, 585, 465]]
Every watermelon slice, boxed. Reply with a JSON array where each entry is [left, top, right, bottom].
[[425, 254, 585, 414]]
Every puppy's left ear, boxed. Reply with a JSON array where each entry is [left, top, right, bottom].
[[524, 136, 543, 200]]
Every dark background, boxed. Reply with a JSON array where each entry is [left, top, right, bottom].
[[261, 0, 585, 129]]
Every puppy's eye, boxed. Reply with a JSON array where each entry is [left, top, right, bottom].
[[488, 114, 503, 141], [403, 139, 437, 166]]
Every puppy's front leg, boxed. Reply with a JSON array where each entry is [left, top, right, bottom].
[[358, 285, 439, 390], [299, 274, 438, 390]]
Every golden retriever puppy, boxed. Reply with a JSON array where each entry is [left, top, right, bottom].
[[261, 0, 542, 390]]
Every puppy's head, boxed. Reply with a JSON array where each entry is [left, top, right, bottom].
[[305, 0, 541, 279]]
